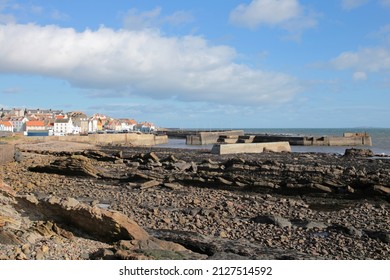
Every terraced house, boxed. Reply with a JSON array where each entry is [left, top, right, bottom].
[[0, 121, 13, 132]]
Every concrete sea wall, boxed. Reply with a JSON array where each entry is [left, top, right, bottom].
[[186, 130, 245, 145], [21, 134, 168, 146]]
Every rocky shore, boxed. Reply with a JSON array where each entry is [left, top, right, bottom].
[[0, 141, 389, 260]]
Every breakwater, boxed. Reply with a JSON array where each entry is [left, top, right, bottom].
[[247, 132, 372, 146], [164, 129, 372, 147], [186, 130, 244, 145]]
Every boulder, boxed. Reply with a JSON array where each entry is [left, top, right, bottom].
[[344, 148, 374, 157], [363, 230, 390, 244], [251, 214, 292, 228], [372, 185, 390, 195], [172, 161, 192, 172], [144, 152, 160, 162]]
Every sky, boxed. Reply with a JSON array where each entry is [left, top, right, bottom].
[[0, 0, 390, 128]]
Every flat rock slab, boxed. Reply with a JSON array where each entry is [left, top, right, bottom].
[[211, 142, 291, 155], [28, 155, 100, 178]]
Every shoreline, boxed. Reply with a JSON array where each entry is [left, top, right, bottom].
[[1, 141, 389, 260]]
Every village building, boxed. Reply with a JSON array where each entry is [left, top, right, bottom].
[[9, 116, 26, 132], [0, 121, 14, 132], [105, 119, 122, 132], [54, 118, 73, 136], [68, 112, 89, 134], [135, 122, 156, 133], [25, 120, 46, 131], [10, 108, 26, 118], [0, 107, 156, 136], [24, 120, 48, 136], [119, 119, 137, 132], [0, 108, 12, 118], [89, 114, 105, 133]]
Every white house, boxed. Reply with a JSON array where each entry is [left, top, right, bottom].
[[54, 118, 73, 136], [88, 118, 98, 133], [120, 119, 137, 132], [135, 122, 156, 133], [9, 117, 24, 132], [0, 121, 14, 132]]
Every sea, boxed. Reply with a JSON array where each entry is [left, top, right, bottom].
[[156, 128, 390, 155]]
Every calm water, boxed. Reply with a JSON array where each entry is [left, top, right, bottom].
[[157, 128, 390, 155]]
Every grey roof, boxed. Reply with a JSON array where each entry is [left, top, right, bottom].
[[54, 118, 71, 123]]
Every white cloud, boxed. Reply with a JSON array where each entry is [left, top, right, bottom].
[[123, 7, 162, 30], [123, 7, 194, 31], [164, 10, 194, 26], [353, 71, 368, 81], [341, 0, 370, 10], [50, 9, 69, 21], [331, 47, 390, 72], [0, 23, 301, 106], [370, 24, 390, 43], [229, 0, 317, 35]]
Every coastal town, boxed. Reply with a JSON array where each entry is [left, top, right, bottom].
[[0, 108, 157, 136]]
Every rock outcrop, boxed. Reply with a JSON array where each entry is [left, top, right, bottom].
[[17, 194, 150, 242], [344, 148, 374, 157]]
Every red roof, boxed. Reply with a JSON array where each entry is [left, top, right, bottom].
[[26, 121, 45, 127], [0, 121, 12, 127]]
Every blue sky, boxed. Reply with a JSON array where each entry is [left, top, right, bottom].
[[1, 0, 390, 128]]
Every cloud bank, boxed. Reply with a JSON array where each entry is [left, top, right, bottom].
[[0, 23, 301, 106]]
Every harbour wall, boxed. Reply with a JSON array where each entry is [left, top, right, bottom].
[[20, 133, 168, 146], [252, 134, 372, 146], [182, 130, 372, 147]]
